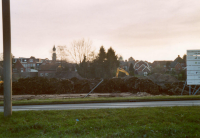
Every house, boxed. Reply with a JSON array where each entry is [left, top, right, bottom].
[[119, 60, 128, 71], [170, 61, 177, 70], [13, 60, 26, 73], [174, 62, 182, 72], [119, 57, 135, 71], [13, 46, 58, 72], [181, 63, 186, 70], [38, 64, 59, 77], [152, 60, 173, 68], [134, 60, 151, 75], [13, 56, 44, 72]]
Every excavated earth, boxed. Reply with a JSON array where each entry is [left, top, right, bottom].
[[0, 74, 196, 101]]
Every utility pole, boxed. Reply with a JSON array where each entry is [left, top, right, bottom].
[[2, 0, 12, 116]]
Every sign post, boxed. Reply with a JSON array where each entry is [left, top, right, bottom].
[[2, 0, 12, 116], [187, 50, 200, 85], [186, 50, 200, 95]]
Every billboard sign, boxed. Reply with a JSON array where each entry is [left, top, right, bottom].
[[187, 50, 200, 85]]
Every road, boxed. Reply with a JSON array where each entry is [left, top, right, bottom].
[[0, 100, 200, 112]]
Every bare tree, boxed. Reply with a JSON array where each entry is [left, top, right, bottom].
[[67, 38, 94, 63], [57, 46, 68, 61], [56, 46, 69, 70]]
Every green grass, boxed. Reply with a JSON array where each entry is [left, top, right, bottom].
[[1, 106, 200, 137], [1, 95, 200, 106]]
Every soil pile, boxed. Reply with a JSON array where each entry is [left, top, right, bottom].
[[123, 77, 160, 95], [0, 76, 190, 95], [0, 77, 74, 95], [164, 82, 189, 95], [95, 78, 128, 92], [70, 78, 91, 93], [94, 77, 160, 95], [147, 73, 179, 84]]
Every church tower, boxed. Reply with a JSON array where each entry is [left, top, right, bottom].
[[52, 45, 56, 62]]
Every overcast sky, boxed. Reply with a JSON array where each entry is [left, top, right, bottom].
[[0, 0, 200, 62]]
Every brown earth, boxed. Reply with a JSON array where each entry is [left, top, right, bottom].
[[0, 74, 191, 96]]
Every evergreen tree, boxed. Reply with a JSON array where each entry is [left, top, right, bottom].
[[129, 63, 135, 76], [77, 55, 88, 78], [105, 47, 119, 78], [129, 63, 134, 71], [94, 46, 107, 78], [98, 46, 106, 63]]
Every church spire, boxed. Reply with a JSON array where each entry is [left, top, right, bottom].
[[52, 45, 56, 62]]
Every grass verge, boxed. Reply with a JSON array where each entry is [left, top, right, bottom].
[[1, 106, 200, 137], [1, 95, 200, 106]]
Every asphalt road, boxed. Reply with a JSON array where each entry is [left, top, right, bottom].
[[0, 100, 200, 112]]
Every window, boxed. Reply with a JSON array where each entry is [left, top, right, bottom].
[[21, 68, 23, 72], [33, 64, 35, 67], [30, 59, 33, 62], [45, 73, 48, 76], [40, 73, 43, 76]]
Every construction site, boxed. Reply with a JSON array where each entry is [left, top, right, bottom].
[[0, 73, 194, 101]]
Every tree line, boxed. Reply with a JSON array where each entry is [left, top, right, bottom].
[[76, 46, 120, 79]]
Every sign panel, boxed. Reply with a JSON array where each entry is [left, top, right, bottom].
[[187, 56, 200, 60], [187, 50, 200, 85], [187, 61, 200, 66], [187, 50, 200, 56], [187, 80, 200, 85], [187, 66, 200, 70]]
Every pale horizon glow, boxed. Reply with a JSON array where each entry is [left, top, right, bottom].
[[0, 0, 200, 63]]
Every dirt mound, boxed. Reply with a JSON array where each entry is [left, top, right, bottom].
[[73, 79, 91, 93], [0, 76, 188, 96], [70, 77, 80, 83], [124, 77, 160, 95], [164, 82, 189, 95], [95, 78, 128, 93], [94, 77, 160, 95], [147, 73, 179, 83]]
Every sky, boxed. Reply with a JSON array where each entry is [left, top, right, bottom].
[[0, 0, 200, 62]]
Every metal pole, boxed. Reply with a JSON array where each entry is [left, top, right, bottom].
[[2, 0, 12, 116], [192, 85, 197, 95], [193, 87, 200, 95], [189, 85, 191, 95], [181, 80, 187, 95], [85, 79, 103, 98]]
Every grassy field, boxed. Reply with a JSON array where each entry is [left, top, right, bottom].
[[1, 106, 200, 137], [1, 95, 200, 106]]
